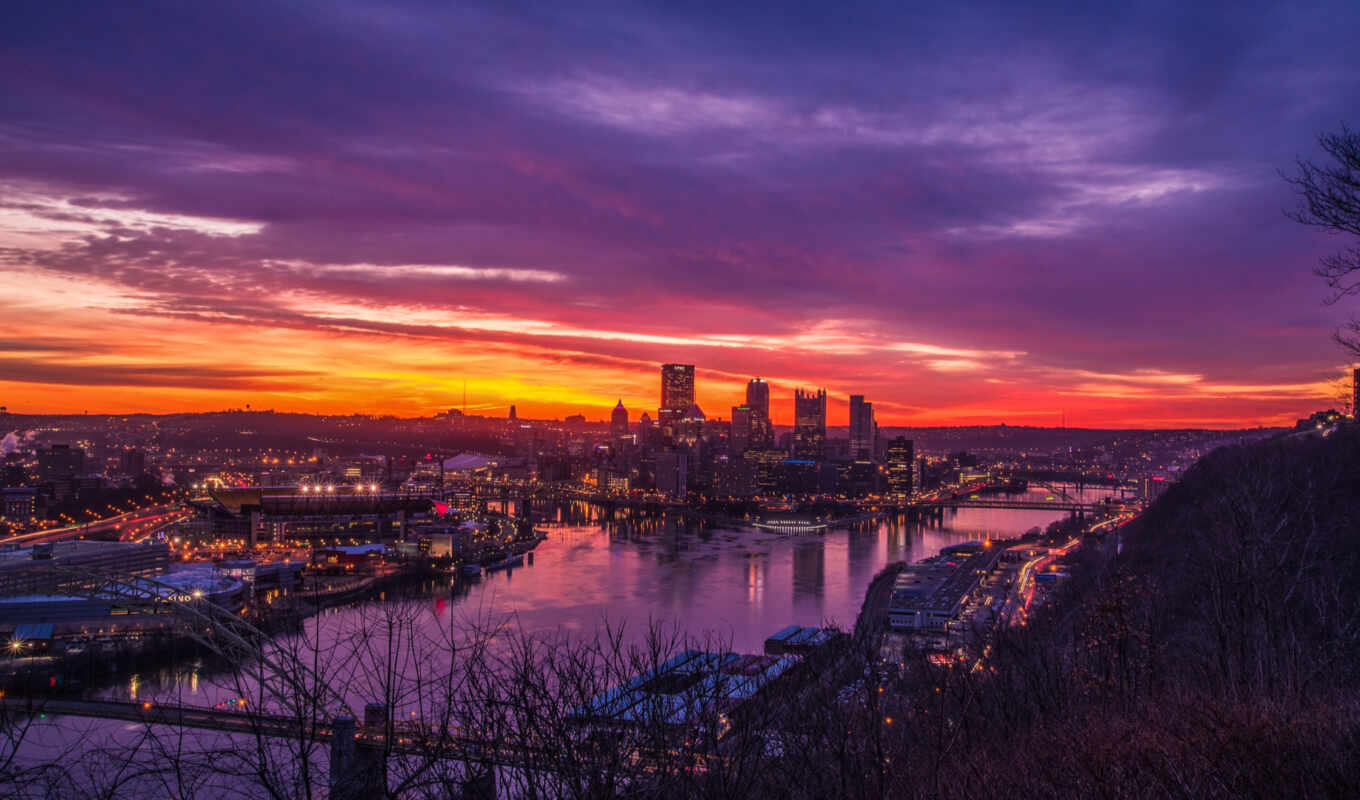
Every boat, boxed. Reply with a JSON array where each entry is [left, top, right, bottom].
[[460, 563, 483, 578], [484, 553, 525, 571]]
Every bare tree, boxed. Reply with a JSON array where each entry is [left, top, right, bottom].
[[1286, 124, 1360, 354]]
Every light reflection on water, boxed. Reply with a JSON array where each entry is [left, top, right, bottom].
[[110, 486, 1114, 701]]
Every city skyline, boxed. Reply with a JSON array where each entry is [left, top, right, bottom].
[[4, 2, 1360, 428]]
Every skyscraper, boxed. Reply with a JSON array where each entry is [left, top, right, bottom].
[[886, 436, 914, 499], [659, 364, 695, 429], [610, 399, 630, 444], [1353, 367, 1359, 417], [848, 395, 876, 460], [792, 388, 827, 460], [746, 378, 769, 419], [746, 377, 773, 448], [731, 404, 753, 454]]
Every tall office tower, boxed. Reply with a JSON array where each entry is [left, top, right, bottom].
[[610, 399, 630, 444], [637, 411, 654, 444], [731, 405, 753, 454], [791, 388, 827, 460], [848, 395, 876, 460], [659, 364, 695, 429], [1354, 367, 1359, 417], [746, 377, 773, 448], [746, 378, 770, 419], [886, 436, 914, 499]]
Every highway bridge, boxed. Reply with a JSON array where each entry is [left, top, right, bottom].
[[909, 497, 1101, 513]]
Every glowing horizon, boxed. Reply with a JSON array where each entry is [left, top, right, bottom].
[[3, 2, 1358, 429]]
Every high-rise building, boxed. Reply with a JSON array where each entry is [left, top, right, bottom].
[[610, 400, 630, 444], [637, 411, 654, 444], [655, 451, 687, 499], [746, 378, 773, 449], [659, 364, 695, 429], [886, 437, 914, 499], [731, 405, 753, 454], [746, 378, 770, 419], [848, 395, 876, 461], [792, 388, 827, 460], [1353, 367, 1359, 417]]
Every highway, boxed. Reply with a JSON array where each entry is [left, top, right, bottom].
[[0, 504, 192, 547]]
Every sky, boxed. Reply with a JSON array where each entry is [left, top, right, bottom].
[[2, 1, 1359, 428]]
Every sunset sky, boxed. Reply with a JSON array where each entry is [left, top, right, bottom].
[[3, 1, 1359, 427]]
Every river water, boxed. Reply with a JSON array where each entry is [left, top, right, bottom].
[[104, 484, 1116, 700], [11, 486, 1116, 796], [414, 485, 1116, 655]]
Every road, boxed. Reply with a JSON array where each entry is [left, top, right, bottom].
[[0, 504, 192, 547]]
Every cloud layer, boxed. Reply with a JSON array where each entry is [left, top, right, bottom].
[[2, 0, 1358, 426]]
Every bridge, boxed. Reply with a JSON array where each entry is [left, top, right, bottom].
[[0, 696, 524, 764], [910, 497, 1100, 513]]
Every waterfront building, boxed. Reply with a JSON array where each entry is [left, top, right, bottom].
[[743, 449, 785, 496], [0, 541, 170, 597], [792, 388, 827, 460], [659, 364, 695, 430], [848, 395, 875, 461], [886, 437, 914, 499], [655, 451, 687, 499], [887, 543, 1002, 631]]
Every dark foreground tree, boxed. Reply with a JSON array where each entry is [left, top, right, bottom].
[[1286, 124, 1360, 353]]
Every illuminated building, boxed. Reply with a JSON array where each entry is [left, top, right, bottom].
[[746, 378, 769, 419], [848, 395, 875, 461], [659, 364, 695, 430], [731, 405, 753, 454], [792, 388, 827, 460], [610, 399, 630, 444], [886, 437, 914, 499], [677, 403, 705, 444], [743, 449, 785, 495], [746, 377, 773, 448], [2, 487, 35, 520]]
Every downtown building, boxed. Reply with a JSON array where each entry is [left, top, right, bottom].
[[746, 378, 773, 449], [658, 364, 695, 432], [886, 436, 915, 499], [610, 399, 631, 445], [848, 395, 876, 461], [791, 388, 827, 461]]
